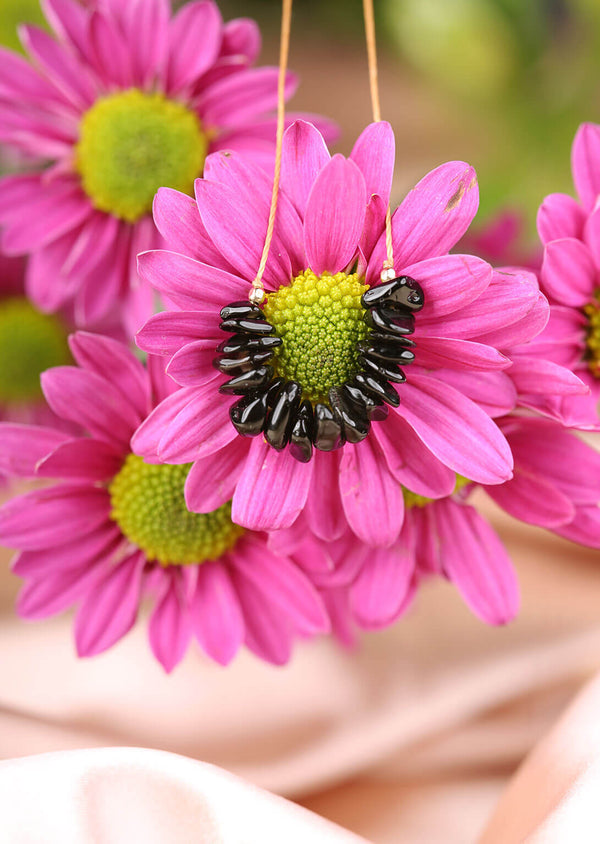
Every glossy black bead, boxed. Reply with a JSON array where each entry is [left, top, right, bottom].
[[329, 387, 370, 444], [219, 316, 275, 335], [216, 334, 282, 355], [341, 382, 389, 422], [363, 307, 415, 337], [219, 301, 264, 321], [314, 403, 344, 452], [265, 377, 286, 407], [265, 381, 302, 450], [358, 336, 416, 364], [289, 400, 315, 463], [214, 349, 273, 376], [361, 276, 424, 312], [229, 391, 270, 437], [358, 354, 406, 383], [219, 365, 274, 395], [353, 371, 400, 407]]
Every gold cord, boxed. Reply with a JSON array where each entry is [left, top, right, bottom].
[[250, 0, 293, 303], [362, 0, 394, 274]]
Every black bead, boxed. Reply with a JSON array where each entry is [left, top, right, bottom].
[[229, 391, 270, 437], [329, 387, 370, 444], [214, 349, 273, 376], [219, 316, 275, 335], [341, 382, 389, 422], [314, 403, 344, 451], [265, 381, 302, 450], [363, 307, 415, 337], [216, 334, 282, 355], [265, 377, 286, 407], [219, 301, 264, 321], [218, 365, 274, 395], [289, 400, 315, 463], [361, 276, 424, 312], [358, 354, 406, 383], [353, 372, 400, 407], [358, 336, 416, 365]]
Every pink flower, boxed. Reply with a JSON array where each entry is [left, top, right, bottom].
[[0, 0, 336, 333], [530, 122, 600, 428], [0, 332, 329, 671], [316, 417, 600, 635], [135, 119, 548, 543]]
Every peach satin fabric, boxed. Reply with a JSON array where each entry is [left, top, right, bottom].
[[1, 492, 600, 842]]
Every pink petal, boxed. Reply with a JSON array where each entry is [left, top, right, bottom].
[[166, 0, 222, 93], [305, 453, 347, 541], [233, 572, 293, 665], [435, 499, 519, 625], [0, 45, 65, 106], [137, 311, 222, 356], [350, 524, 416, 629], [69, 331, 150, 419], [508, 357, 588, 397], [158, 385, 236, 463], [74, 551, 145, 656], [148, 575, 193, 672], [399, 373, 513, 484], [232, 437, 313, 531], [166, 339, 220, 387], [130, 387, 198, 460], [487, 467, 575, 528], [541, 238, 596, 307], [184, 438, 247, 512], [280, 119, 330, 217], [537, 192, 585, 243], [17, 557, 106, 620], [221, 18, 261, 62], [124, 0, 169, 87], [556, 505, 600, 548], [304, 155, 367, 275], [19, 24, 97, 108], [199, 67, 297, 129], [474, 292, 550, 349], [440, 369, 517, 418], [339, 438, 404, 546], [349, 121, 395, 207], [88, 9, 133, 89], [35, 437, 123, 481], [417, 337, 510, 370], [25, 228, 81, 311], [397, 254, 492, 319], [231, 536, 329, 635], [0, 484, 110, 550], [41, 0, 94, 64], [583, 205, 600, 268], [0, 424, 70, 478], [41, 366, 141, 449], [152, 188, 235, 269], [369, 161, 479, 272], [189, 560, 245, 665], [12, 523, 121, 577], [572, 122, 600, 211], [373, 412, 456, 498]]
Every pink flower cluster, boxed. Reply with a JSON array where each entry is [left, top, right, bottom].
[[0, 0, 598, 671]]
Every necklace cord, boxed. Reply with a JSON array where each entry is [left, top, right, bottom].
[[362, 0, 394, 273], [251, 0, 293, 299]]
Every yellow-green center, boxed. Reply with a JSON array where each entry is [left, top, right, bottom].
[[109, 455, 244, 566], [584, 291, 600, 379], [403, 475, 472, 508], [0, 297, 70, 403], [263, 270, 370, 404], [76, 88, 207, 223]]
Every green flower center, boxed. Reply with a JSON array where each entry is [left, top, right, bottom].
[[263, 269, 370, 404], [109, 455, 244, 566], [403, 475, 472, 508], [584, 291, 600, 379], [76, 88, 208, 223], [0, 297, 70, 403]]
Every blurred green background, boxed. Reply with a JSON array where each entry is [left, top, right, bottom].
[[3, 0, 600, 235]]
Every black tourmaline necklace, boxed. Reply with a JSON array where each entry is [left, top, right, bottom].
[[213, 267, 424, 463]]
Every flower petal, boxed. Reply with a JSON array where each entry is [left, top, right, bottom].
[[189, 560, 245, 665], [572, 122, 600, 211], [537, 192, 585, 244], [349, 121, 395, 207], [35, 437, 123, 481], [184, 438, 248, 512], [416, 337, 510, 370], [148, 575, 193, 672], [280, 119, 330, 217], [166, 0, 222, 92], [0, 423, 70, 478], [541, 238, 596, 307]]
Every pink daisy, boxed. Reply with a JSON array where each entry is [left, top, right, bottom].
[[0, 332, 329, 671], [315, 416, 600, 636], [0, 0, 335, 333], [531, 121, 600, 428], [135, 119, 547, 544]]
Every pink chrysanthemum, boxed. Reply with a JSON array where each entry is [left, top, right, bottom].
[[315, 416, 600, 637], [0, 0, 335, 332], [0, 332, 329, 671], [134, 119, 550, 543], [529, 122, 600, 428]]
